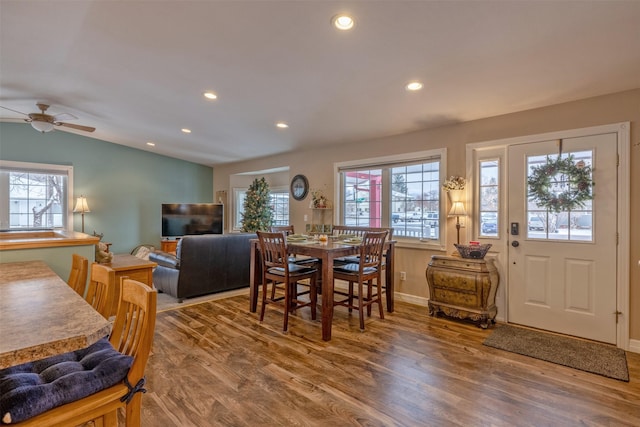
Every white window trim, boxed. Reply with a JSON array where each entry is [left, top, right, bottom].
[[231, 187, 247, 232], [231, 185, 290, 232], [270, 185, 290, 226], [0, 160, 74, 231], [334, 148, 447, 250]]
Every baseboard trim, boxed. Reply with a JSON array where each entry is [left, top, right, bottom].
[[628, 339, 640, 354], [394, 292, 429, 307]]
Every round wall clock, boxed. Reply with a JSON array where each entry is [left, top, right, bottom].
[[290, 174, 309, 201]]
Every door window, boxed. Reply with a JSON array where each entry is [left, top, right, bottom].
[[526, 150, 593, 242], [478, 159, 499, 237]]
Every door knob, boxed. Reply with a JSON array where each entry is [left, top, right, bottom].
[[511, 240, 520, 247]]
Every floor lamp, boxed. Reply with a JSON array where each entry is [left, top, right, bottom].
[[448, 201, 466, 245], [73, 196, 90, 233]]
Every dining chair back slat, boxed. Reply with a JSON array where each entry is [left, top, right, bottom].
[[270, 225, 295, 236], [67, 254, 89, 297], [85, 263, 115, 319], [332, 225, 393, 240]]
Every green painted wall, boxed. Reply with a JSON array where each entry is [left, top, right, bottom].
[[0, 244, 95, 285], [0, 123, 213, 253]]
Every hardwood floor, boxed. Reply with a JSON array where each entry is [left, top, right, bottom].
[[138, 294, 640, 426]]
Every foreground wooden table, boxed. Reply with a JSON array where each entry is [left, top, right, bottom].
[[249, 238, 395, 341], [0, 260, 111, 369]]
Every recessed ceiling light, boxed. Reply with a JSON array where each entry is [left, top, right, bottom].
[[406, 81, 424, 91], [181, 128, 192, 134], [146, 142, 156, 147], [332, 14, 354, 31], [203, 91, 217, 100], [276, 122, 289, 129]]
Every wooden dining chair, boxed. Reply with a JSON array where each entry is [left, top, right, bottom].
[[85, 262, 115, 319], [67, 253, 89, 297], [13, 278, 157, 427], [270, 225, 295, 235], [257, 231, 318, 332], [270, 224, 318, 266], [333, 230, 388, 331], [333, 226, 393, 306]]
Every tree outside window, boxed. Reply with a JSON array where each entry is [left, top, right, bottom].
[[1, 161, 71, 231], [338, 151, 444, 242]]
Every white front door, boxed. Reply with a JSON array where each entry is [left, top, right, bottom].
[[507, 132, 618, 343]]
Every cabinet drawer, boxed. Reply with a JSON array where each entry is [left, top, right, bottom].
[[432, 270, 477, 292], [430, 258, 486, 273], [433, 289, 479, 307]]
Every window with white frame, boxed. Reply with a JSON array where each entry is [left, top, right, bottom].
[[337, 149, 445, 242], [270, 191, 290, 226], [233, 187, 289, 230], [478, 159, 500, 237], [0, 161, 73, 231]]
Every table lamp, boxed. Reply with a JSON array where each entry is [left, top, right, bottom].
[[73, 196, 90, 233], [448, 201, 466, 245]]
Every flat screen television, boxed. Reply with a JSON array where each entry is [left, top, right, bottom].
[[162, 203, 223, 238]]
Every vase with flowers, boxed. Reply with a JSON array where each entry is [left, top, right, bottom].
[[311, 189, 329, 208], [442, 176, 466, 202]]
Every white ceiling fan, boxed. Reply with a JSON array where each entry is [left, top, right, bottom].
[[0, 102, 95, 133]]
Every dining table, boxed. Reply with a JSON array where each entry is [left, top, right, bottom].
[[249, 236, 395, 341], [0, 260, 112, 369]]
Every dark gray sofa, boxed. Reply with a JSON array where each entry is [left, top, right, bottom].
[[149, 233, 256, 302]]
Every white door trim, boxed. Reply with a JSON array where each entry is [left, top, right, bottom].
[[466, 122, 630, 350]]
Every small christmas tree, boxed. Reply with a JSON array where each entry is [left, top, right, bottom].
[[241, 177, 273, 232]]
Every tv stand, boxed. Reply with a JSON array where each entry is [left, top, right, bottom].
[[161, 237, 180, 254]]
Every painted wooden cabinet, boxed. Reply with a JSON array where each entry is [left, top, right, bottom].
[[426, 255, 499, 328]]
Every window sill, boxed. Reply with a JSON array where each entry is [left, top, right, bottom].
[[394, 239, 446, 252]]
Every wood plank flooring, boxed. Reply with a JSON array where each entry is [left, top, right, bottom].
[[137, 294, 640, 426]]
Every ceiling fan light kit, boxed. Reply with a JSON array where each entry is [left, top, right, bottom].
[[0, 102, 96, 134], [30, 120, 55, 133]]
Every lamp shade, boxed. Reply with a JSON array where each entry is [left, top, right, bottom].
[[73, 196, 90, 213], [31, 121, 55, 133], [448, 201, 466, 217]]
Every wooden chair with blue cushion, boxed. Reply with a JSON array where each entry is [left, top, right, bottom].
[[67, 253, 88, 297], [0, 278, 157, 426], [257, 231, 318, 332], [333, 230, 388, 331]]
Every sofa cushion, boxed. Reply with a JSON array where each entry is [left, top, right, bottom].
[[0, 337, 132, 424], [149, 250, 180, 269]]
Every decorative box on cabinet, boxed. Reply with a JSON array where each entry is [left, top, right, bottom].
[[425, 255, 499, 328]]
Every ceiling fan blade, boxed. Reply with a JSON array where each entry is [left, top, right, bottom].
[[53, 112, 77, 121], [56, 122, 96, 132], [0, 105, 29, 116]]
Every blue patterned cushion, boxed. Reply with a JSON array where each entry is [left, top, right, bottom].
[[0, 337, 132, 424]]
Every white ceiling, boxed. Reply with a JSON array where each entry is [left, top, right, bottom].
[[1, 1, 639, 166]]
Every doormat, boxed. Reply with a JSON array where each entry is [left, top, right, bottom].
[[483, 324, 629, 382]]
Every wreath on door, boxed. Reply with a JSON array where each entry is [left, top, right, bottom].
[[527, 155, 593, 213]]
